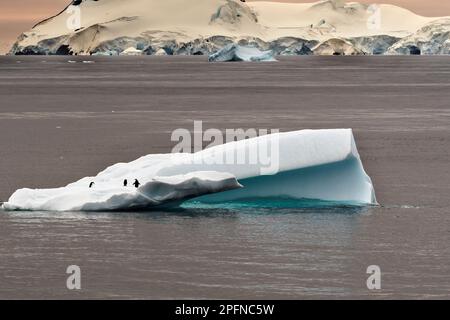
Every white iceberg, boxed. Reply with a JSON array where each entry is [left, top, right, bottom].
[[2, 129, 377, 211], [208, 44, 276, 62]]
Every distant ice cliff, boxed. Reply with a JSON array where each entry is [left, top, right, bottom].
[[208, 44, 276, 62], [9, 0, 450, 56]]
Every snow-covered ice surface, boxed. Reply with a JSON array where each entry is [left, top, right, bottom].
[[3, 172, 242, 212], [387, 18, 450, 55], [208, 44, 276, 62], [9, 0, 450, 56], [2, 129, 377, 212]]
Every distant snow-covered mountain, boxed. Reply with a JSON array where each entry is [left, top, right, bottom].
[[10, 0, 450, 56]]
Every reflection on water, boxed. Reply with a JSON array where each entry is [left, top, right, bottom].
[[2, 203, 372, 220], [182, 197, 372, 210], [0, 205, 376, 299], [1, 200, 450, 299]]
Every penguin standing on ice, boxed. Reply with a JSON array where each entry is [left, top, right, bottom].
[[123, 179, 128, 187], [133, 179, 141, 188]]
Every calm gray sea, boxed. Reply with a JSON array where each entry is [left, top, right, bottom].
[[0, 56, 449, 299]]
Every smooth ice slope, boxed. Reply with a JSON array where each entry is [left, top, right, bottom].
[[2, 129, 377, 211]]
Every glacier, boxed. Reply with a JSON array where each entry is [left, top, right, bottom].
[[9, 0, 450, 56], [208, 44, 276, 62], [2, 129, 377, 212], [387, 19, 450, 55], [312, 38, 364, 56]]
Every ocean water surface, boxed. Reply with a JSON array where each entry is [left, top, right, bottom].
[[1, 56, 450, 298]]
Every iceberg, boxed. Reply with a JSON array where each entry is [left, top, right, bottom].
[[208, 44, 276, 62], [2, 129, 377, 212]]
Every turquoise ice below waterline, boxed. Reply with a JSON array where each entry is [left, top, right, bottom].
[[184, 157, 376, 208], [182, 198, 368, 210]]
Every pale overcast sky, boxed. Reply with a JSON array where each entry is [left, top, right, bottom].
[[1, 0, 449, 53]]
